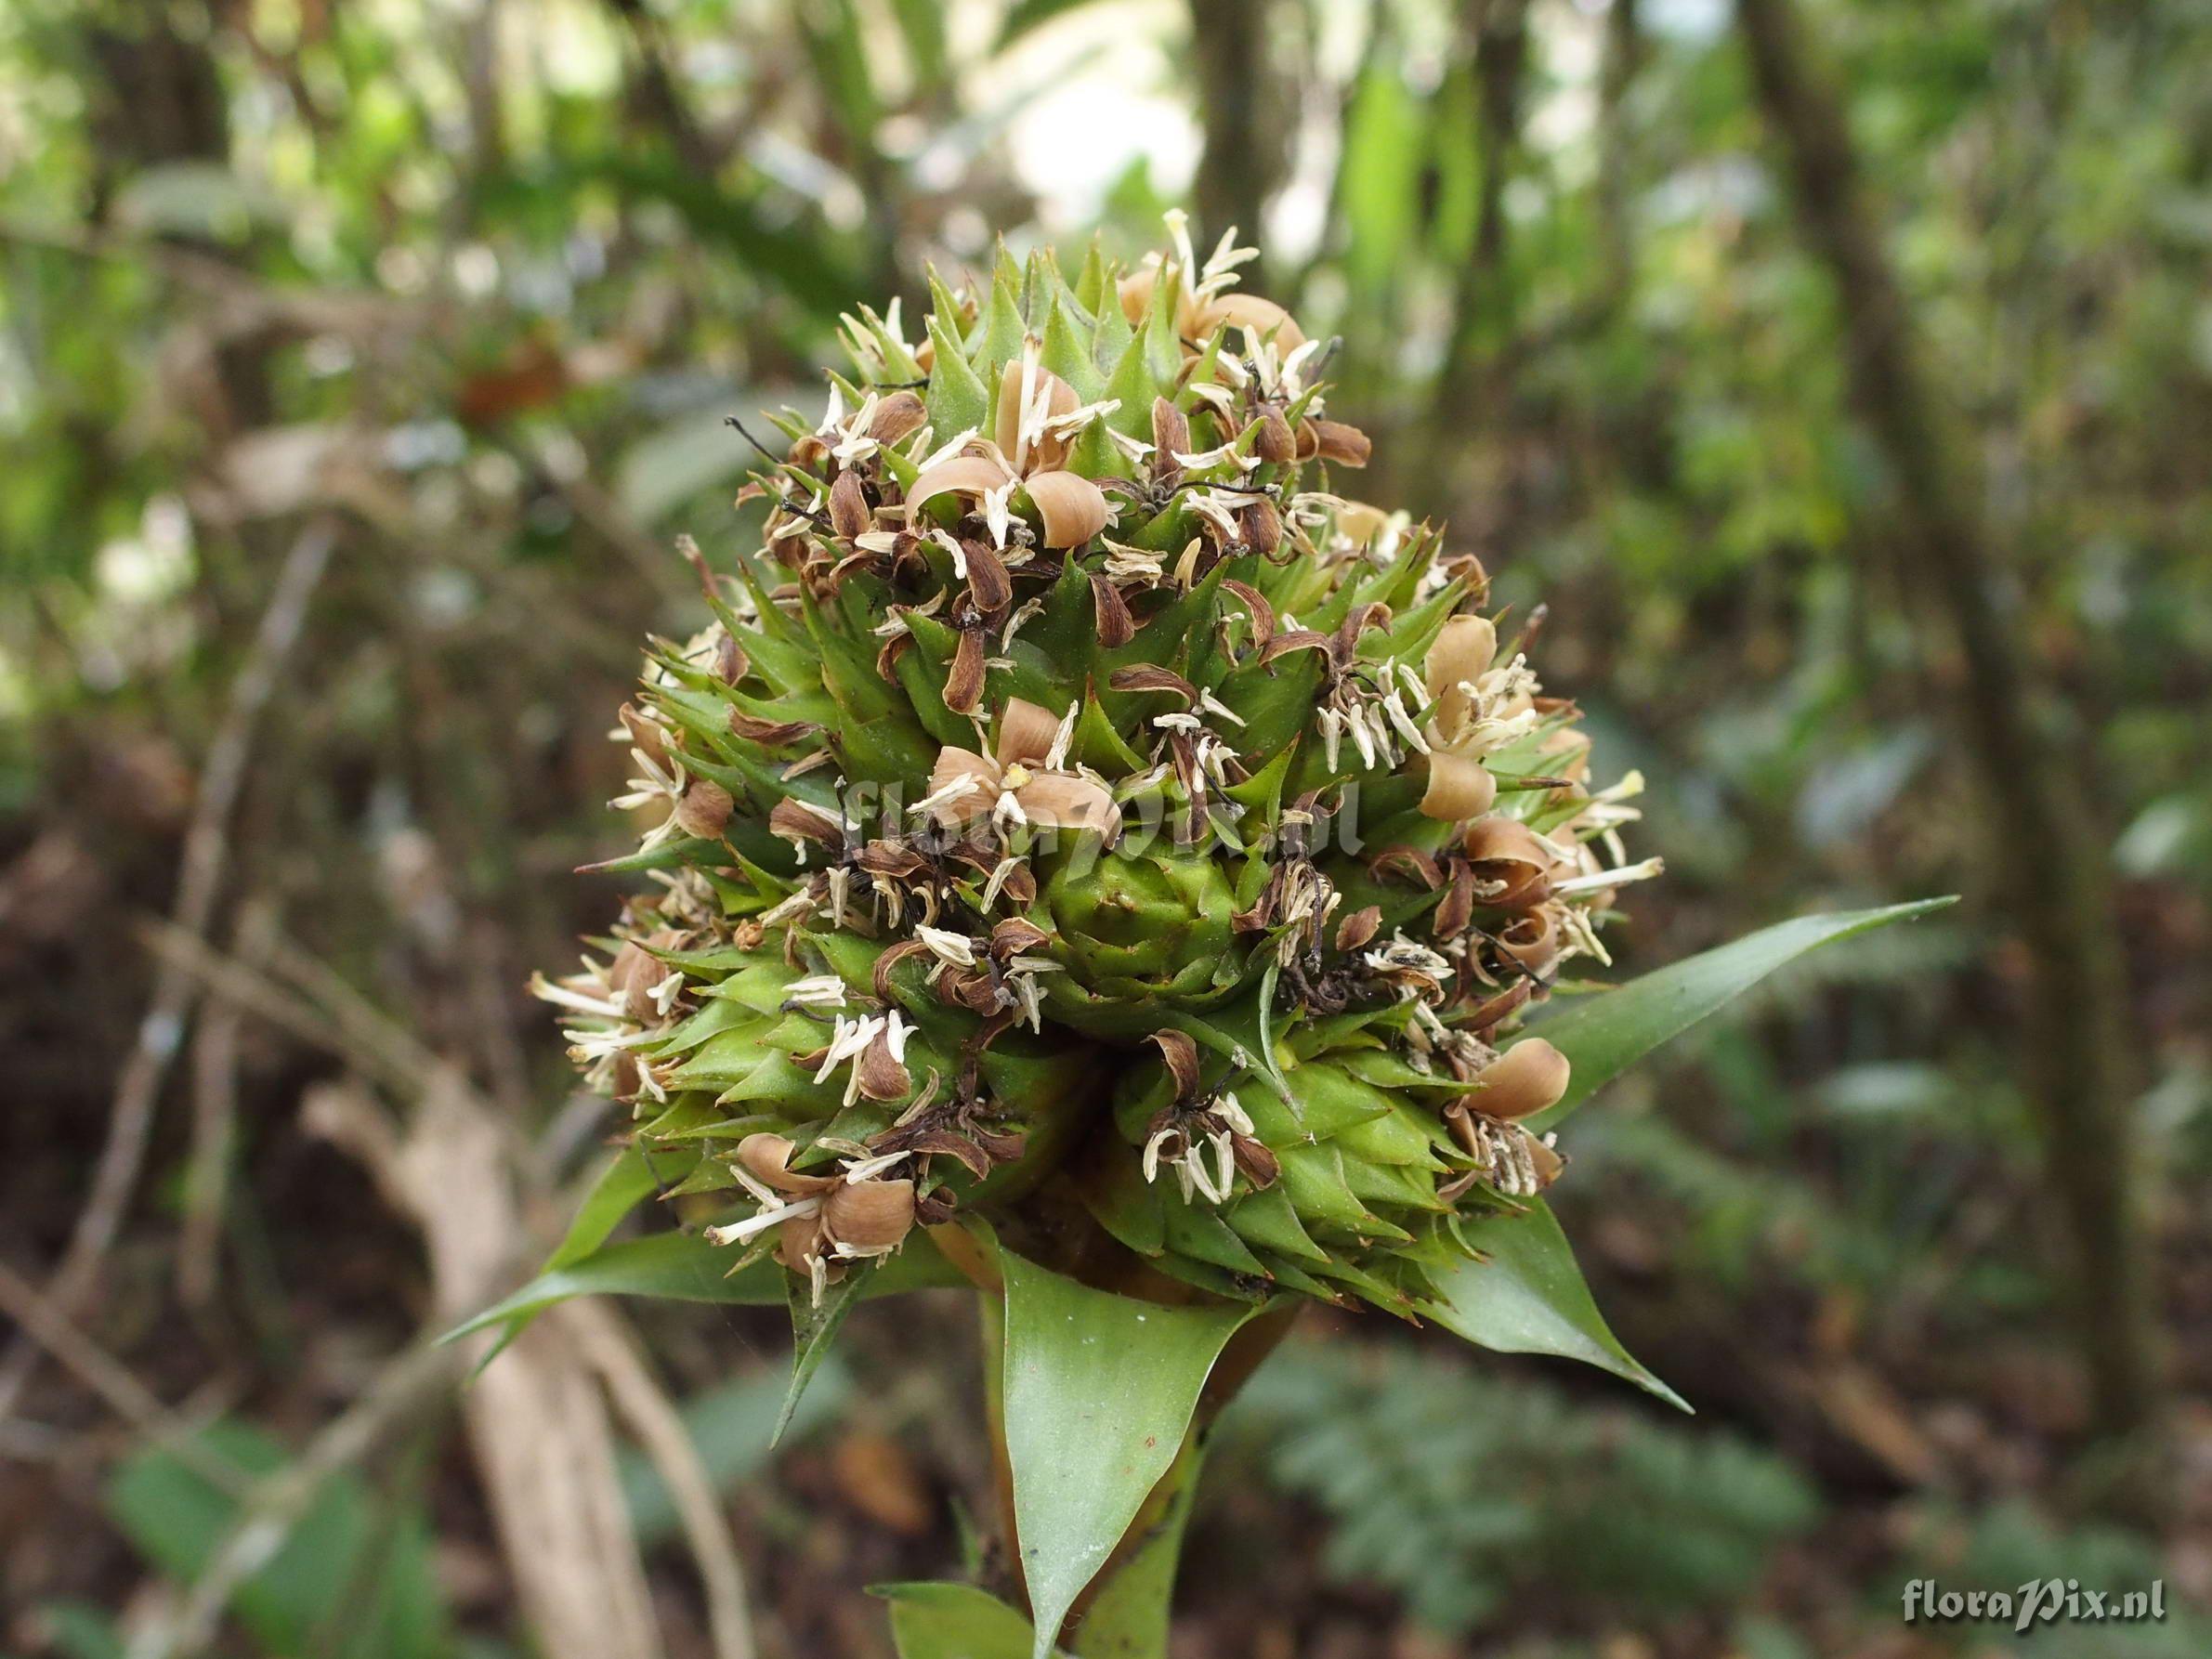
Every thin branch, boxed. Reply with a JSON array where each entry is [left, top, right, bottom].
[[0, 517, 336, 1430], [0, 1261, 247, 1497], [570, 1301, 759, 1659]]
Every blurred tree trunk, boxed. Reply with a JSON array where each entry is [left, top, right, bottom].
[[1187, 0, 1286, 289], [1595, 0, 1644, 307], [1434, 0, 1529, 433], [1734, 0, 2166, 1488]]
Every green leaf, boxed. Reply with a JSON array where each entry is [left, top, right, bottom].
[[775, 1271, 863, 1445], [107, 1421, 450, 1659], [1068, 1438, 1201, 1657], [548, 1145, 666, 1271], [1531, 898, 1957, 1129], [926, 315, 989, 437], [878, 1581, 1048, 1658], [1422, 1202, 1687, 1411], [446, 1227, 962, 1341], [998, 1253, 1259, 1657]]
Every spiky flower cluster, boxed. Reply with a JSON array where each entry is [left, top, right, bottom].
[[536, 216, 1659, 1315]]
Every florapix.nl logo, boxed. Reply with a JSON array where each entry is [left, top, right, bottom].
[[1902, 1576, 2166, 1634]]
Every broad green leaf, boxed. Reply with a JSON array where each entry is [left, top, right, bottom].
[[1422, 1202, 1687, 1411], [998, 1252, 1259, 1658], [1068, 1437, 1201, 1657], [1531, 897, 1957, 1129], [447, 1227, 962, 1340], [878, 1581, 1048, 1658]]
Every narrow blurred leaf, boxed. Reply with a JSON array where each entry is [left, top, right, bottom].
[[996, 0, 1118, 48], [447, 1227, 961, 1340], [775, 1270, 863, 1444], [1532, 898, 1957, 1129]]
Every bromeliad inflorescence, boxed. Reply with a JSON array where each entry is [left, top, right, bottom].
[[532, 215, 1660, 1311]]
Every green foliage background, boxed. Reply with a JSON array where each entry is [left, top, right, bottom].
[[1, 1, 2207, 1655]]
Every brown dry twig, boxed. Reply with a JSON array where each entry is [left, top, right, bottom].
[[0, 517, 337, 1431]]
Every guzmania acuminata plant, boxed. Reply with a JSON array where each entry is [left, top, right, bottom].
[[487, 215, 1943, 1658]]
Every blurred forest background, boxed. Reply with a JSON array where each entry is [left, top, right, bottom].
[[3, 0, 2209, 1655]]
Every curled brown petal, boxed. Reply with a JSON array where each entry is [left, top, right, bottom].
[[1221, 580, 1276, 658], [775, 1208, 828, 1271], [938, 966, 1004, 1015], [963, 539, 1013, 611], [1496, 908, 1562, 976], [874, 628, 911, 683], [674, 778, 733, 840], [898, 1129, 994, 1180], [871, 938, 931, 1002], [1026, 470, 1109, 550], [995, 359, 1080, 470], [867, 389, 927, 445], [1090, 573, 1135, 648], [1192, 292, 1306, 353], [943, 625, 987, 715], [1419, 752, 1498, 822], [729, 708, 818, 746], [1254, 406, 1295, 464], [1146, 1029, 1202, 1102], [1259, 628, 1329, 667], [1335, 602, 1392, 658], [926, 747, 1001, 824], [1461, 816, 1563, 909], [1462, 978, 1533, 1037], [988, 916, 1053, 960], [619, 702, 670, 767], [1465, 1039, 1571, 1122], [1368, 845, 1444, 888], [768, 796, 842, 845], [855, 1030, 911, 1103], [1307, 418, 1372, 466], [824, 1180, 916, 1252], [996, 697, 1064, 768], [737, 1131, 837, 1196], [1107, 665, 1197, 703], [1334, 905, 1383, 953], [1151, 397, 1189, 484], [609, 939, 673, 1022], [1230, 1136, 1281, 1190], [1013, 772, 1121, 843], [1241, 497, 1282, 558], [1425, 614, 1498, 703], [907, 454, 1014, 520], [1433, 860, 1476, 939], [828, 469, 870, 540]]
